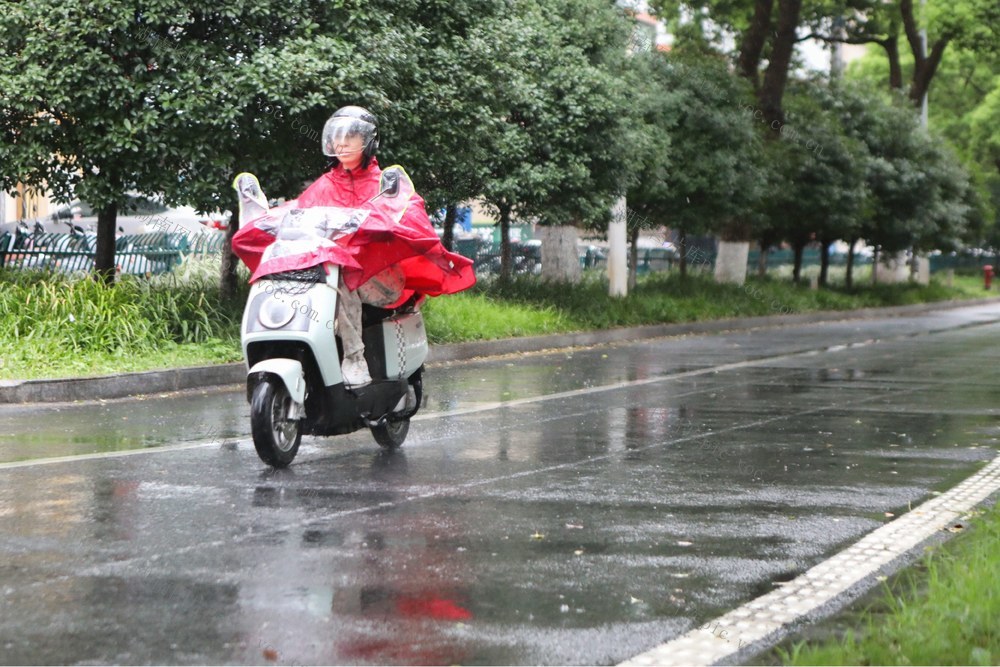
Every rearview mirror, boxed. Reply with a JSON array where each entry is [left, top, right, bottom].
[[378, 169, 401, 198]]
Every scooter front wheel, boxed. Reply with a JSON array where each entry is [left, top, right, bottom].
[[371, 418, 409, 450], [250, 378, 302, 467]]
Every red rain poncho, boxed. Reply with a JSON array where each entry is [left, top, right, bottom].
[[231, 159, 475, 303]]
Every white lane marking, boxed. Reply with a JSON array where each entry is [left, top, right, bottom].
[[0, 440, 228, 470], [74, 402, 859, 581], [618, 453, 1000, 667], [4, 314, 993, 471], [0, 344, 837, 471], [412, 344, 859, 421]]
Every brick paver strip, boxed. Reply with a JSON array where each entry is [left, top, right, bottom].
[[618, 453, 1000, 666]]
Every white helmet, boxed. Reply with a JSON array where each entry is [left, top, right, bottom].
[[321, 106, 379, 168]]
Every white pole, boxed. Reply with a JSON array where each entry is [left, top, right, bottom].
[[608, 196, 628, 297], [608, 17, 654, 298]]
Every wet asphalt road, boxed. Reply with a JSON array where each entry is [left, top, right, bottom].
[[2, 303, 1000, 665]]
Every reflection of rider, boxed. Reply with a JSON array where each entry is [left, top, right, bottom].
[[298, 106, 403, 387]]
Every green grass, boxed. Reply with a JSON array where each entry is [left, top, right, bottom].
[[0, 263, 990, 380], [0, 257, 247, 380], [779, 501, 1000, 666], [421, 290, 580, 344], [453, 271, 987, 333]]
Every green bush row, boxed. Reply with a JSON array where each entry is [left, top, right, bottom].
[[0, 264, 986, 379]]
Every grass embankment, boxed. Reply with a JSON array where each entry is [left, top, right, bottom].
[[778, 501, 1000, 665], [0, 260, 247, 380], [422, 271, 986, 343], [0, 261, 988, 380]]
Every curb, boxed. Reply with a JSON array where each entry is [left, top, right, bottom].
[[3, 296, 998, 405]]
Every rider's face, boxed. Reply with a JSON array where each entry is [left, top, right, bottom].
[[334, 135, 365, 170]]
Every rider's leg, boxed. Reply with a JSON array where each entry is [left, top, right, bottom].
[[337, 278, 372, 387]]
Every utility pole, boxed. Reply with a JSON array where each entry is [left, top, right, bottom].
[[607, 18, 655, 298], [912, 0, 928, 282]]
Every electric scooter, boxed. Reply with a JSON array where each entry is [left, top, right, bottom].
[[236, 172, 426, 467]]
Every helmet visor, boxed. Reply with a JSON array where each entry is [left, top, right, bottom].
[[322, 116, 376, 157]]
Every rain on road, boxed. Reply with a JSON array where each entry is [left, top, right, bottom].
[[1, 303, 999, 665]]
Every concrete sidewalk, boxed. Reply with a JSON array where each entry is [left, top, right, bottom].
[[3, 297, 998, 404]]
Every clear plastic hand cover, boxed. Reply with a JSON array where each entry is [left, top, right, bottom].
[[260, 206, 370, 264]]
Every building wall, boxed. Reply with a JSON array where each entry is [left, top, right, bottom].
[[0, 186, 52, 229]]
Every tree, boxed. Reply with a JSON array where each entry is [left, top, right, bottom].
[[480, 0, 633, 283], [764, 80, 867, 285], [830, 83, 978, 282], [800, 0, 1000, 108], [382, 0, 511, 252], [847, 37, 1000, 252], [622, 53, 676, 289], [649, 0, 807, 276], [0, 0, 411, 286], [627, 50, 764, 277]]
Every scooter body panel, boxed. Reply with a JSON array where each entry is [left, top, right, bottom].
[[240, 262, 426, 441], [247, 358, 306, 405], [378, 312, 428, 379], [241, 265, 343, 387]]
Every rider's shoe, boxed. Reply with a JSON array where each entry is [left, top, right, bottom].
[[342, 353, 372, 388]]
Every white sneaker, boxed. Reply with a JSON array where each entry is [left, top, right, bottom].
[[341, 354, 372, 387]]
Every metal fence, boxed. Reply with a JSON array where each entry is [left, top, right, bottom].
[[0, 231, 227, 275], [13, 229, 979, 280], [453, 238, 623, 275]]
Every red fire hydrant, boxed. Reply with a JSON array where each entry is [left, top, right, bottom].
[[984, 265, 994, 290]]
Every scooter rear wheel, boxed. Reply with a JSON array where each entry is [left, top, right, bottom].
[[371, 418, 409, 450], [250, 378, 302, 467]]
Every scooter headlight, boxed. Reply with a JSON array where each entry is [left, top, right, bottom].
[[258, 294, 299, 329]]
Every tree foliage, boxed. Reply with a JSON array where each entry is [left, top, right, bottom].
[[626, 49, 764, 275], [477, 0, 633, 280], [1, 0, 992, 292], [762, 80, 868, 283], [0, 0, 411, 282]]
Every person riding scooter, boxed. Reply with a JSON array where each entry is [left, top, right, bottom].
[[231, 105, 476, 386], [303, 106, 386, 386]]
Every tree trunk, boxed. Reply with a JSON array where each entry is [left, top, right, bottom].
[[759, 0, 803, 131], [909, 38, 949, 107], [900, 0, 950, 107], [499, 203, 512, 283], [792, 241, 805, 284], [879, 35, 904, 90], [818, 239, 831, 287], [872, 245, 880, 284], [678, 228, 688, 278], [714, 240, 750, 285], [538, 225, 581, 283], [442, 204, 457, 252], [757, 239, 771, 277], [95, 202, 118, 285], [628, 225, 639, 290], [220, 217, 240, 300], [845, 237, 857, 289], [738, 0, 775, 90]]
